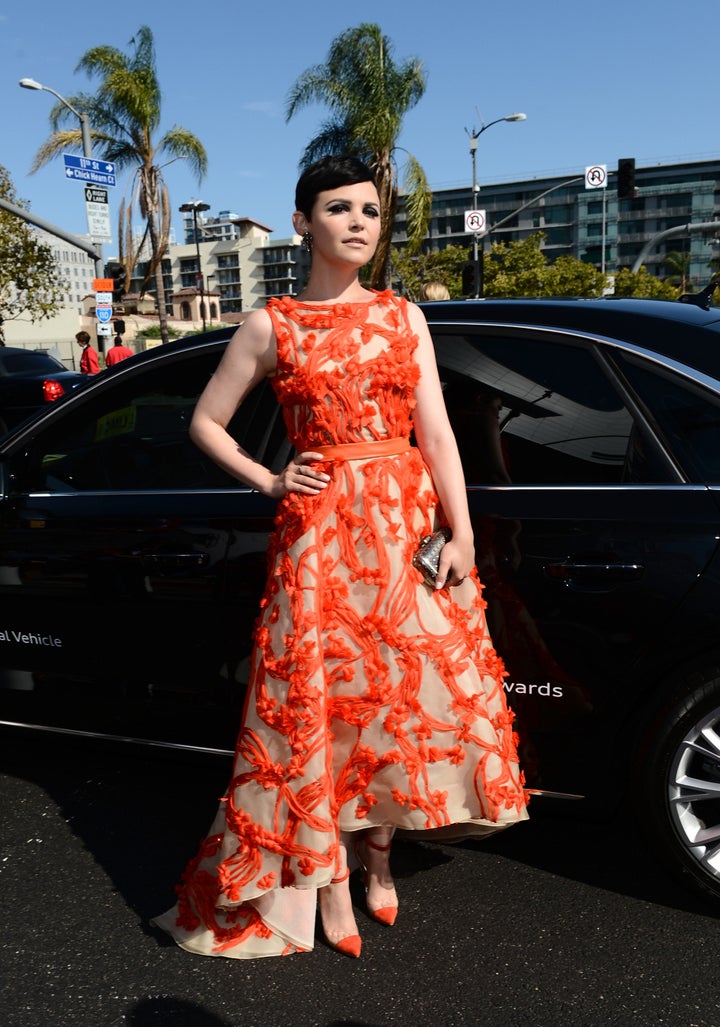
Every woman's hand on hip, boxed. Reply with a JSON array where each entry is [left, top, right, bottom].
[[272, 452, 331, 497]]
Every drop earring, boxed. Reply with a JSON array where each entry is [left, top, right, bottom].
[[302, 231, 313, 254]]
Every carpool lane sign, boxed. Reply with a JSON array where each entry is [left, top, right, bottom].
[[63, 153, 116, 187]]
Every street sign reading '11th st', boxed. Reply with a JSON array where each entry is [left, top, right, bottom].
[[63, 153, 116, 187]]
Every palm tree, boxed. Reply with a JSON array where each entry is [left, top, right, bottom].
[[28, 26, 207, 344], [662, 249, 692, 292], [286, 22, 431, 290]]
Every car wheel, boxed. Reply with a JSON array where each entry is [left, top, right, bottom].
[[635, 674, 720, 903]]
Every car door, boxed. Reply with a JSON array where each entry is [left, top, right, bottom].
[[0, 346, 287, 749], [433, 325, 720, 798]]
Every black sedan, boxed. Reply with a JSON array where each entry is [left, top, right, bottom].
[[1, 297, 720, 906], [0, 346, 87, 434]]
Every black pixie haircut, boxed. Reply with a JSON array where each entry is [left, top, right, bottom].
[[294, 155, 376, 217]]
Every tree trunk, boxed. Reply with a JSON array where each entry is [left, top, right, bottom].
[[147, 214, 169, 345], [371, 162, 398, 291]]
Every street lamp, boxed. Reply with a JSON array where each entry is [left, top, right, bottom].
[[179, 201, 211, 331], [467, 112, 526, 297], [19, 77, 103, 277], [206, 273, 216, 321]]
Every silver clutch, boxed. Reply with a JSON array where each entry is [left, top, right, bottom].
[[413, 527, 452, 586]]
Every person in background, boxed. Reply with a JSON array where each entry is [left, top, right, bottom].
[[74, 331, 100, 375], [104, 334, 134, 366], [151, 155, 528, 962], [419, 279, 450, 301]]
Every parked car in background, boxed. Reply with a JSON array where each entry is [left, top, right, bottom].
[[0, 346, 87, 434], [1, 297, 720, 905]]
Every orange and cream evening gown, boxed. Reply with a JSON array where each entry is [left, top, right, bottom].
[[152, 290, 528, 958]]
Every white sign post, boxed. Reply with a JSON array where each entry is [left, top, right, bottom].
[[585, 164, 608, 276], [84, 185, 112, 243]]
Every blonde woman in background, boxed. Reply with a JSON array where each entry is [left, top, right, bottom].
[[419, 280, 450, 301]]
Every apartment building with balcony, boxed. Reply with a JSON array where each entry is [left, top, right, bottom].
[[392, 158, 720, 290], [127, 209, 312, 320], [8, 157, 719, 358], [124, 159, 720, 323]]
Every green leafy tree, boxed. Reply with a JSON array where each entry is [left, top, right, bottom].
[[482, 234, 608, 297], [483, 235, 549, 297], [28, 26, 207, 344], [394, 233, 682, 300], [612, 266, 679, 299], [390, 245, 470, 299], [286, 23, 431, 290], [0, 165, 68, 336], [544, 254, 607, 297], [135, 323, 184, 340]]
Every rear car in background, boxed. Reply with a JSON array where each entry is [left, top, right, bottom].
[[1, 297, 720, 905], [0, 346, 87, 434]]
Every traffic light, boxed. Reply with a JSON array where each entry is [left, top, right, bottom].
[[113, 319, 126, 335], [105, 262, 127, 302], [617, 158, 636, 200], [462, 262, 475, 296]]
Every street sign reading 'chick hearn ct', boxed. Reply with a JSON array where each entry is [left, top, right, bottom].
[[63, 153, 116, 187]]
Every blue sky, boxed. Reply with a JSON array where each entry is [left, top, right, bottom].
[[1, 0, 717, 251]]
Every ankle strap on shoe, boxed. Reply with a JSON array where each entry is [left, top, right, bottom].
[[364, 837, 392, 852]]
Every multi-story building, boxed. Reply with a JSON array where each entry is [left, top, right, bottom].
[[148, 158, 720, 316], [35, 227, 97, 311], [392, 158, 720, 290], [128, 210, 311, 318], [7, 158, 720, 358]]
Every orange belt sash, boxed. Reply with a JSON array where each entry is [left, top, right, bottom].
[[312, 437, 410, 461]]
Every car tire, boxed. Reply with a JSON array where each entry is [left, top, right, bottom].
[[634, 672, 720, 903]]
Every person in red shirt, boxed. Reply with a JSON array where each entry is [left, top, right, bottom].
[[75, 331, 100, 375], [104, 335, 134, 366]]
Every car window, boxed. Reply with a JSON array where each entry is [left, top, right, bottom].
[[17, 348, 290, 493], [0, 351, 65, 375], [614, 351, 720, 484], [432, 329, 675, 485]]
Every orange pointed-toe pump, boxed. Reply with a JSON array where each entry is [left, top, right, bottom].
[[319, 867, 362, 958]]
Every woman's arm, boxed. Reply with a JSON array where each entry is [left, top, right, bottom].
[[189, 310, 330, 499], [406, 302, 474, 590]]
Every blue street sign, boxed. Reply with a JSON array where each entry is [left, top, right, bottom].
[[96, 306, 113, 323], [63, 153, 117, 188]]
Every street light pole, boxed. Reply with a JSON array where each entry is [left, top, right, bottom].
[[19, 77, 103, 278], [466, 112, 526, 298], [206, 274, 216, 320], [179, 201, 210, 331]]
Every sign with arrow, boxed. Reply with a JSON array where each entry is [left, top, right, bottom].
[[63, 153, 116, 187]]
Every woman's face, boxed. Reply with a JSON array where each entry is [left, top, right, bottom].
[[295, 180, 382, 269]]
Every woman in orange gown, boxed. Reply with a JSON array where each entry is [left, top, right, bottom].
[[152, 156, 528, 959]]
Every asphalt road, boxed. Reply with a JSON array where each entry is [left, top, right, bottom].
[[2, 732, 720, 1027]]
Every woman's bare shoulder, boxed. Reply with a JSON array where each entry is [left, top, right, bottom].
[[230, 307, 273, 339], [210, 308, 276, 381]]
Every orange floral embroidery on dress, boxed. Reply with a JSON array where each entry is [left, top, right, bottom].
[[165, 291, 528, 958]]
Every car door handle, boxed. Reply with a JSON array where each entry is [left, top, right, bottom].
[[544, 560, 644, 584]]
